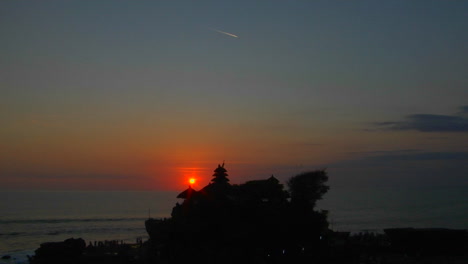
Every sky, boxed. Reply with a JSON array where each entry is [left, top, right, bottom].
[[1, 0, 467, 191]]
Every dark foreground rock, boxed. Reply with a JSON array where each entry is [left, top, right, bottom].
[[30, 238, 86, 264], [28, 229, 468, 264], [384, 228, 467, 256], [29, 238, 144, 264], [141, 227, 468, 264], [30, 230, 468, 264]]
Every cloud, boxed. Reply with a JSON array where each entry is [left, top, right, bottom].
[[373, 106, 468, 132], [1, 173, 135, 180], [364, 151, 468, 162], [209, 28, 238, 38], [347, 149, 420, 155], [459, 105, 468, 114], [331, 150, 468, 168], [325, 150, 468, 188], [293, 142, 324, 147]]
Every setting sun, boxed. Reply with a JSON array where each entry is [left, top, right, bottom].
[[189, 178, 196, 185]]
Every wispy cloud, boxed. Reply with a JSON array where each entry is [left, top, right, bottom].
[[324, 149, 468, 188], [326, 149, 468, 168], [209, 28, 238, 38], [347, 149, 421, 156], [363, 151, 468, 162], [372, 106, 468, 132], [459, 105, 468, 114]]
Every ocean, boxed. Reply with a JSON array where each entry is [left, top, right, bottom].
[[0, 191, 178, 264], [317, 186, 468, 233], [1, 187, 467, 263]]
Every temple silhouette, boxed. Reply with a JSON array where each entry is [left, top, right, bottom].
[[145, 163, 329, 264], [171, 163, 288, 219], [28, 163, 468, 264]]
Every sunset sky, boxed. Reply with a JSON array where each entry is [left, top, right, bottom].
[[1, 1, 467, 191]]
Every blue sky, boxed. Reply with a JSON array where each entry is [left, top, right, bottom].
[[1, 1, 467, 190]]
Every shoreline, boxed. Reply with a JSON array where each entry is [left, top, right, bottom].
[[17, 227, 468, 264]]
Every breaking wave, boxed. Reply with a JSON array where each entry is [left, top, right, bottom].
[[0, 217, 147, 224]]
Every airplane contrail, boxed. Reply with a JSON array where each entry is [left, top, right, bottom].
[[210, 28, 238, 38]]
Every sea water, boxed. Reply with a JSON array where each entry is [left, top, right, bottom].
[[1, 187, 467, 263], [316, 186, 468, 233], [0, 191, 178, 264]]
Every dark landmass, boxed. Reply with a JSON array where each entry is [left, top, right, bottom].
[[29, 164, 467, 264]]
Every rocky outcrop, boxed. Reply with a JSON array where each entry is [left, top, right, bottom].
[[30, 238, 86, 264], [384, 228, 467, 256]]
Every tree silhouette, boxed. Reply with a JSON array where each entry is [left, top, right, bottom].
[[285, 170, 330, 249], [287, 170, 329, 209]]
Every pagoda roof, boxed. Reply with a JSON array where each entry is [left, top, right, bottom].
[[177, 185, 198, 199], [245, 175, 279, 185]]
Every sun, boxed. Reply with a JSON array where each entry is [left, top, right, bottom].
[[189, 178, 196, 185]]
